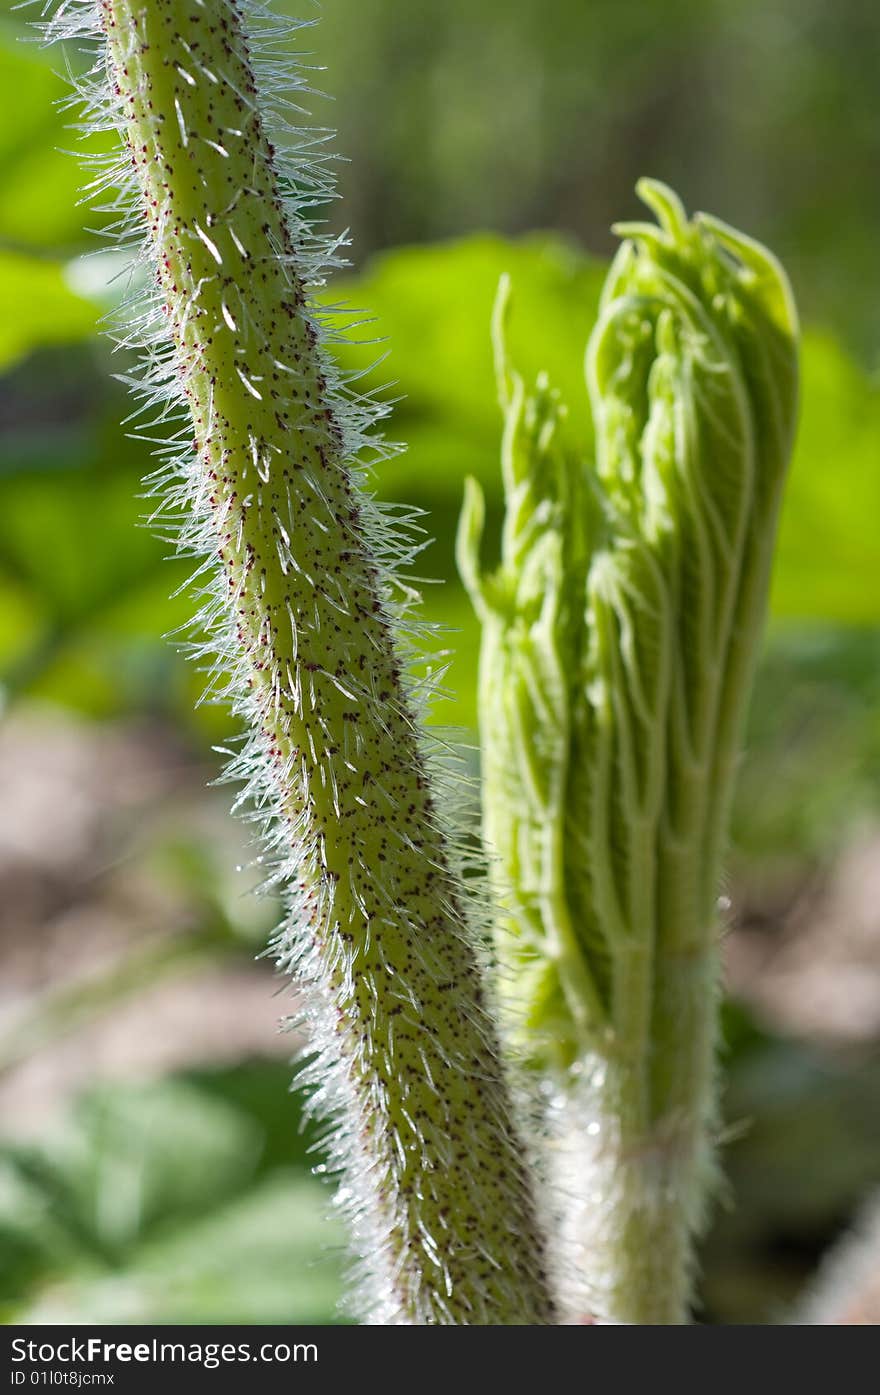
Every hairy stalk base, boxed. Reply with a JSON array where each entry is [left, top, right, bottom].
[[547, 1056, 712, 1324], [51, 0, 555, 1323]]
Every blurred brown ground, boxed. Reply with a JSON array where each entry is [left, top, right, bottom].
[[1, 707, 879, 1323]]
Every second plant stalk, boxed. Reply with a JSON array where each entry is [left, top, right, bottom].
[[460, 181, 799, 1324]]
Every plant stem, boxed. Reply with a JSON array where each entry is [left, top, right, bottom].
[[550, 1029, 715, 1324], [60, 0, 557, 1323]]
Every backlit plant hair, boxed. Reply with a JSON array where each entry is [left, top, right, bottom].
[[43, 0, 557, 1324]]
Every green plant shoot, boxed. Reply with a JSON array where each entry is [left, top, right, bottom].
[[459, 180, 799, 1323]]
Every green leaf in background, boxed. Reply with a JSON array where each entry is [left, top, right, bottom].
[[0, 1071, 344, 1325], [0, 252, 95, 373], [0, 23, 113, 255], [325, 236, 607, 730], [773, 330, 880, 623], [331, 234, 606, 483], [730, 628, 880, 867], [0, 390, 193, 718], [14, 1174, 343, 1325]]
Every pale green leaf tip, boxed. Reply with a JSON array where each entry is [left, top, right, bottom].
[[456, 475, 489, 618], [612, 179, 798, 352], [634, 176, 689, 237], [491, 272, 516, 410], [695, 210, 800, 340]]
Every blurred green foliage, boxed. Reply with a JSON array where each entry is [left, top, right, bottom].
[[8, 1, 880, 351], [0, 1069, 344, 1323], [3, 229, 879, 741], [292, 0, 880, 363], [0, 253, 94, 373], [2, 6, 878, 736]]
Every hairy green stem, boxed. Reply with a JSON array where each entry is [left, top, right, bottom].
[[66, 0, 556, 1324]]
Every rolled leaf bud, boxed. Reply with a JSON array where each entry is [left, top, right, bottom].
[[462, 182, 798, 1322]]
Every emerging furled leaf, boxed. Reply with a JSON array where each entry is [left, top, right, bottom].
[[461, 180, 799, 1322]]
